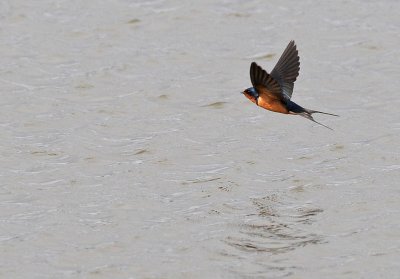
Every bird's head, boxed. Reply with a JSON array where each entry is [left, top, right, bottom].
[[242, 87, 259, 105]]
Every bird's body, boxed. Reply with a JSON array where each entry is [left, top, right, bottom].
[[242, 40, 338, 129], [257, 90, 289, 114]]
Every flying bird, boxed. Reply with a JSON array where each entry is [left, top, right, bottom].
[[242, 40, 338, 130]]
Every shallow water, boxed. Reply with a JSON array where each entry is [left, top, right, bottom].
[[1, 0, 400, 278]]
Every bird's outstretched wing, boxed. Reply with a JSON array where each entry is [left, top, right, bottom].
[[270, 40, 300, 100], [250, 62, 282, 99]]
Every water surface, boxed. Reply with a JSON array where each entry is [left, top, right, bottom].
[[1, 0, 399, 278]]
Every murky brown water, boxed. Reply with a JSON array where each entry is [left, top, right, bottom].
[[1, 0, 399, 278]]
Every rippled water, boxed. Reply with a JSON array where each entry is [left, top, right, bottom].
[[1, 0, 399, 278]]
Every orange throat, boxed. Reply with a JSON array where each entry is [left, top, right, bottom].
[[243, 93, 257, 104]]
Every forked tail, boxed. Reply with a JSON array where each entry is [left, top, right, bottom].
[[300, 109, 339, 130], [286, 101, 338, 130]]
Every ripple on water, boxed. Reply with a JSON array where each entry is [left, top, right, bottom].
[[221, 192, 325, 277]]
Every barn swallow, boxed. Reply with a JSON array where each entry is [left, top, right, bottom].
[[242, 40, 338, 130]]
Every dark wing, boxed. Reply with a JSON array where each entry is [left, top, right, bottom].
[[270, 40, 300, 100], [250, 62, 282, 99]]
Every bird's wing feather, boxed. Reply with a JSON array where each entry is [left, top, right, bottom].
[[250, 62, 282, 99], [270, 40, 300, 100]]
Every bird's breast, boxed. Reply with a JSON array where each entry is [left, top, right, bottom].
[[257, 96, 289, 114]]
